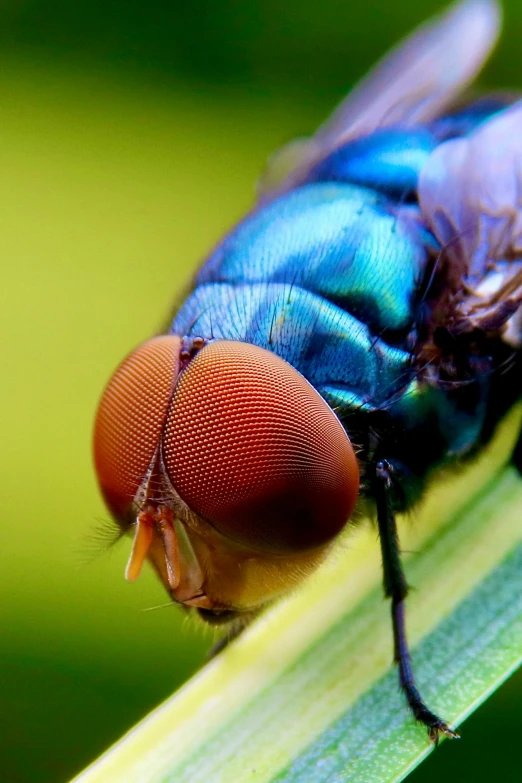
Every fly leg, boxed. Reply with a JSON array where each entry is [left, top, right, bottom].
[[513, 429, 522, 476], [375, 460, 459, 743], [198, 608, 260, 660], [206, 622, 246, 659]]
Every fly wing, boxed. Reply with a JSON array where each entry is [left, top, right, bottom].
[[419, 102, 522, 277], [419, 102, 522, 346], [258, 0, 501, 201]]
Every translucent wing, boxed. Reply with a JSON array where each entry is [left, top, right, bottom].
[[419, 101, 522, 345], [419, 101, 522, 277], [258, 0, 500, 201]]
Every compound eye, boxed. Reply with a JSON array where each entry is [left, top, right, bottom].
[[163, 340, 359, 553], [93, 336, 182, 519]]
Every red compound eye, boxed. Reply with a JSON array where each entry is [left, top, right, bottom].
[[163, 340, 359, 553], [93, 336, 182, 519]]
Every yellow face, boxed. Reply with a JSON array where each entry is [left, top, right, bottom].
[[93, 336, 359, 614], [145, 510, 330, 612]]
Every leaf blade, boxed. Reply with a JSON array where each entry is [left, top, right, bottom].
[[72, 411, 522, 783]]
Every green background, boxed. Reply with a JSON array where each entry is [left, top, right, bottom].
[[0, 1, 520, 781]]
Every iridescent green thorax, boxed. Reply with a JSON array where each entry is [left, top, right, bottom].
[[173, 106, 513, 478]]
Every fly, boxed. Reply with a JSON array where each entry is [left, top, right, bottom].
[[93, 0, 522, 742]]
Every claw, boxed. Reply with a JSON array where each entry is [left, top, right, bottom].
[[428, 720, 460, 744]]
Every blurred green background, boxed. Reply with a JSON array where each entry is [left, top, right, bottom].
[[1, 1, 521, 781]]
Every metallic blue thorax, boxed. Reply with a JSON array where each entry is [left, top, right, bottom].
[[172, 113, 500, 457]]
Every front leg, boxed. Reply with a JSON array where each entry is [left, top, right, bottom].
[[198, 608, 260, 659], [375, 460, 459, 743], [512, 427, 522, 476]]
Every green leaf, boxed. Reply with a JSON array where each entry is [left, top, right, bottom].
[[72, 408, 522, 783]]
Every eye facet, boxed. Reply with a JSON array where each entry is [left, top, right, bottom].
[[163, 340, 359, 553], [93, 335, 182, 519]]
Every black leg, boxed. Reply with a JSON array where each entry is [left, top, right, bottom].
[[375, 460, 459, 743], [207, 622, 246, 659], [199, 609, 259, 660], [512, 429, 522, 476]]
